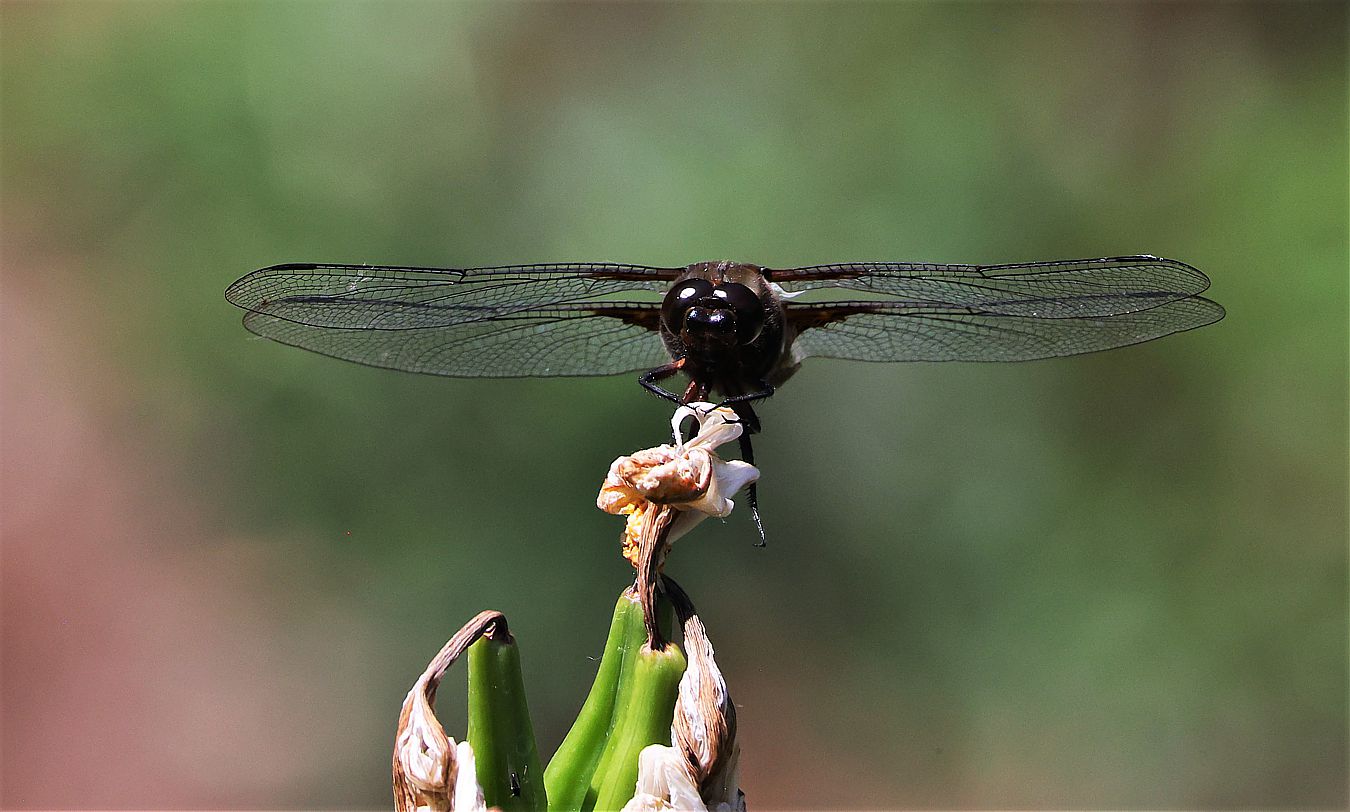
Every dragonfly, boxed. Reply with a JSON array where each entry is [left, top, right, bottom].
[[226, 256, 1224, 541]]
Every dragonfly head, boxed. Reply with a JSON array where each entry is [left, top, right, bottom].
[[662, 278, 766, 347]]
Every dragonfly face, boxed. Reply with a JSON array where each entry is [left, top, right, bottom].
[[657, 262, 790, 403]]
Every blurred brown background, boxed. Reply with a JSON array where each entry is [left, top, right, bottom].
[[2, 2, 1345, 809]]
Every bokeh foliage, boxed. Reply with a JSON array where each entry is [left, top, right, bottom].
[[2, 2, 1345, 808]]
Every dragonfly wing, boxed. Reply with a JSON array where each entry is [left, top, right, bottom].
[[240, 302, 669, 378], [226, 262, 678, 377], [790, 296, 1225, 363], [771, 256, 1213, 318], [226, 262, 678, 330]]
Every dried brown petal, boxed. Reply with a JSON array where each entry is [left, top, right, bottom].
[[663, 578, 742, 809], [672, 612, 735, 786], [392, 612, 501, 812]]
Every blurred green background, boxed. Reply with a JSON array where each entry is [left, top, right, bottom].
[[2, 2, 1345, 809]]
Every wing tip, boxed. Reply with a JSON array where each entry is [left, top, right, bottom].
[[223, 275, 257, 309], [225, 263, 321, 309], [1193, 295, 1226, 326]]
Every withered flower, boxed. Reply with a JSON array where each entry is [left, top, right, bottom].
[[392, 612, 498, 812], [598, 404, 760, 565]]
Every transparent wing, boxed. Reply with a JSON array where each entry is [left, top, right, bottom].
[[225, 262, 679, 330], [770, 256, 1212, 318], [226, 262, 679, 377], [791, 296, 1225, 363], [240, 302, 669, 378]]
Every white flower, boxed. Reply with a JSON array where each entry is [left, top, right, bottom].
[[620, 745, 706, 812], [451, 741, 485, 812], [620, 744, 745, 812], [664, 404, 760, 520], [598, 404, 760, 563]]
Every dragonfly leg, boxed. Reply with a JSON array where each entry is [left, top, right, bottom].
[[728, 401, 766, 546], [639, 360, 686, 404], [716, 382, 775, 410], [737, 430, 767, 547], [729, 400, 762, 434]]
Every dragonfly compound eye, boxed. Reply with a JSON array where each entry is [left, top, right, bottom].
[[713, 282, 765, 343], [661, 278, 716, 332]]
